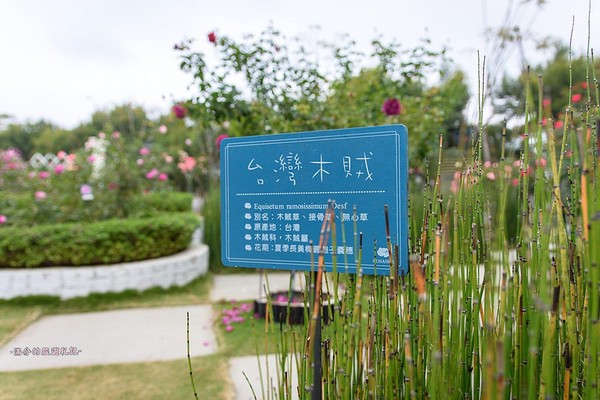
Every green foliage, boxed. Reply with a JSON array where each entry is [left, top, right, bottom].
[[0, 191, 191, 227], [131, 191, 193, 214], [0, 120, 58, 160], [1, 104, 155, 157], [0, 212, 200, 268], [0, 132, 177, 225], [201, 186, 254, 273], [202, 186, 224, 272], [93, 104, 150, 139], [32, 127, 88, 155], [175, 27, 470, 168], [494, 48, 600, 122]]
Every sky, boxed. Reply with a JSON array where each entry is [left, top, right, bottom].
[[0, 0, 597, 129]]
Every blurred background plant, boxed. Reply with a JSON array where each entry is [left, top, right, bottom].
[[174, 26, 471, 170]]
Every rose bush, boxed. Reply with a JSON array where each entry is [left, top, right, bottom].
[[174, 26, 471, 169], [0, 128, 178, 227]]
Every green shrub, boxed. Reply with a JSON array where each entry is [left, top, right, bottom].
[[0, 212, 200, 268], [202, 186, 256, 274], [202, 186, 224, 272], [0, 191, 193, 227], [129, 191, 194, 216]]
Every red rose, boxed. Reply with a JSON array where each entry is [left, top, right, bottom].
[[215, 134, 229, 150], [381, 98, 402, 116], [208, 31, 217, 44], [172, 103, 187, 119]]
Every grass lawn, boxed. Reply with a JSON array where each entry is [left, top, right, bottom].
[[212, 299, 308, 358], [0, 355, 231, 400]]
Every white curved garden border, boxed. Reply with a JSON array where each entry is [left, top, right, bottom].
[[0, 244, 209, 300]]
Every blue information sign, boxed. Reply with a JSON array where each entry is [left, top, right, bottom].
[[220, 125, 408, 275]]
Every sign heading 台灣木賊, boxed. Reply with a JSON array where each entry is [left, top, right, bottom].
[[220, 124, 408, 275]]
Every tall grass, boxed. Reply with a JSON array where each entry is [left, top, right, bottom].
[[249, 33, 600, 400]]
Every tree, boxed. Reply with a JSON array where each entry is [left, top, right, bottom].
[[493, 47, 599, 123], [87, 104, 150, 139], [0, 120, 57, 160]]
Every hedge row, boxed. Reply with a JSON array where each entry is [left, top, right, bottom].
[[0, 212, 201, 268], [0, 191, 194, 226], [130, 191, 194, 215]]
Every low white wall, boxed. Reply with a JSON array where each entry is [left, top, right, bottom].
[[0, 244, 209, 300]]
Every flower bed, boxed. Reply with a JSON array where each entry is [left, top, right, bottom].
[[0, 244, 209, 300]]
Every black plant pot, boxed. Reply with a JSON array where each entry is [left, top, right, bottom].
[[253, 290, 334, 325]]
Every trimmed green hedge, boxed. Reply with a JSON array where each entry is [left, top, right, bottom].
[[0, 212, 201, 268], [0, 191, 193, 227], [130, 192, 193, 215]]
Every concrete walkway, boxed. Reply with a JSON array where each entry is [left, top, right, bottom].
[[0, 271, 304, 399]]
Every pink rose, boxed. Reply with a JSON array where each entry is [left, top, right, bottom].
[[158, 173, 168, 181], [87, 155, 96, 164], [54, 164, 65, 175], [0, 214, 7, 224], [178, 156, 196, 173], [112, 131, 121, 139], [136, 159, 144, 166], [39, 171, 50, 179], [572, 93, 582, 103], [158, 125, 168, 134], [35, 191, 47, 200], [80, 184, 94, 201], [146, 169, 159, 179], [139, 147, 150, 156], [80, 184, 93, 195], [536, 158, 547, 168], [57, 150, 67, 160]]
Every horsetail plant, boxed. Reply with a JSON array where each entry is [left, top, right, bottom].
[[240, 36, 600, 400]]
